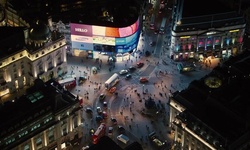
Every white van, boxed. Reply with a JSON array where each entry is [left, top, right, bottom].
[[117, 134, 129, 144]]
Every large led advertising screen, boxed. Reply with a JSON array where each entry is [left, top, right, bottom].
[[71, 35, 93, 43], [71, 42, 94, 50], [70, 18, 139, 38]]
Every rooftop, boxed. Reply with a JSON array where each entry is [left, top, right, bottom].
[[173, 50, 250, 147], [0, 79, 78, 141], [173, 0, 246, 32], [7, 0, 144, 27]]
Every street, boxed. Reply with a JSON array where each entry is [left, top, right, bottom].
[[65, 1, 219, 149]]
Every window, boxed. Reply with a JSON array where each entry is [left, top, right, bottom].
[[42, 51, 44, 55], [12, 57, 15, 61], [20, 53, 23, 57], [39, 65, 43, 72], [36, 54, 39, 58]]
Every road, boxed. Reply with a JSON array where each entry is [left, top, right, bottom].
[[65, 1, 220, 150]]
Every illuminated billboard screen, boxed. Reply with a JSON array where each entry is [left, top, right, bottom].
[[72, 42, 93, 50], [71, 35, 93, 43], [93, 36, 115, 46], [70, 18, 139, 38], [70, 23, 93, 36]]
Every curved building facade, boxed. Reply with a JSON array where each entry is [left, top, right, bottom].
[[70, 18, 141, 58]]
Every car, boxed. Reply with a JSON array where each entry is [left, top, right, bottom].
[[118, 125, 125, 134], [145, 51, 151, 57], [149, 41, 155, 46], [128, 66, 136, 72], [140, 77, 148, 83], [86, 107, 93, 114], [103, 101, 108, 107], [102, 111, 108, 119], [108, 127, 113, 136], [89, 128, 95, 135], [119, 69, 128, 75], [109, 87, 116, 94], [148, 131, 166, 148], [137, 62, 144, 68], [111, 118, 118, 125], [117, 134, 130, 144], [154, 29, 159, 34], [95, 115, 103, 123], [78, 76, 87, 84], [96, 106, 102, 114], [99, 93, 106, 101], [125, 74, 132, 80]]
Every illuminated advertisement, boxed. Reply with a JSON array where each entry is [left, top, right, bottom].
[[70, 23, 93, 36], [93, 36, 115, 46], [70, 18, 140, 53], [70, 18, 139, 38], [92, 26, 106, 36], [71, 35, 93, 43], [72, 41, 93, 50], [115, 38, 126, 45]]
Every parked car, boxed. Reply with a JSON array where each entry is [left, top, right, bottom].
[[119, 69, 128, 75], [137, 62, 144, 68], [139, 77, 148, 83], [99, 93, 106, 101]]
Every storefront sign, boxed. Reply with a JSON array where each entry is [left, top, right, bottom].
[[71, 41, 93, 50]]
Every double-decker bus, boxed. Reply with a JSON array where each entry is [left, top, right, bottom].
[[58, 77, 76, 90], [149, 14, 155, 30], [104, 73, 119, 90], [92, 123, 106, 144]]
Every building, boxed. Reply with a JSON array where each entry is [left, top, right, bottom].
[[50, 0, 146, 59], [169, 50, 250, 150], [0, 79, 83, 150], [170, 0, 246, 61], [0, 22, 67, 98]]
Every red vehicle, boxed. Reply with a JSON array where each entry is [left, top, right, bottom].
[[140, 77, 149, 83], [58, 77, 76, 90], [137, 62, 144, 68], [92, 123, 106, 144]]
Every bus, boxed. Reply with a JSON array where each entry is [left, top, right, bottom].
[[159, 17, 167, 34], [92, 123, 106, 144], [149, 14, 155, 30], [58, 77, 76, 90], [104, 73, 119, 90]]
